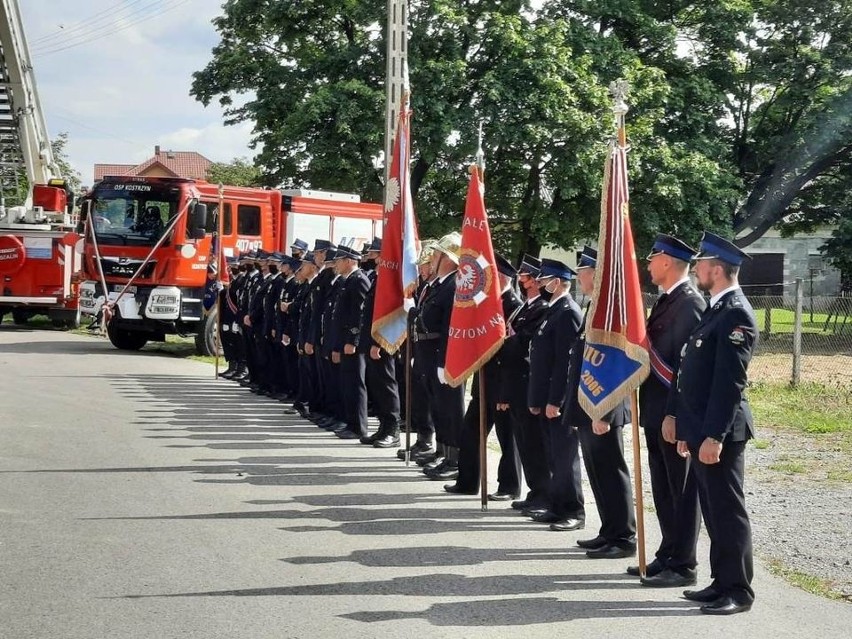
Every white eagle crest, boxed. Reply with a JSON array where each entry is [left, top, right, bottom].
[[457, 263, 477, 291], [385, 177, 401, 212]]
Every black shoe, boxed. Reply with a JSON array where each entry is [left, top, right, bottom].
[[219, 367, 235, 378], [488, 492, 518, 502], [530, 510, 562, 524], [336, 429, 362, 440], [423, 458, 450, 475], [420, 456, 445, 471], [330, 422, 349, 434], [360, 432, 381, 445], [443, 483, 477, 495], [373, 434, 401, 448], [627, 557, 666, 578], [586, 544, 636, 559], [429, 465, 459, 481], [396, 442, 431, 460], [522, 507, 548, 517], [511, 500, 530, 511], [577, 535, 607, 550], [549, 518, 585, 532], [641, 567, 698, 588], [700, 596, 752, 615], [683, 585, 722, 603]]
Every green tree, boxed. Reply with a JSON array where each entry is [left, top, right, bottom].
[[51, 132, 82, 192], [207, 157, 264, 187], [192, 0, 851, 262]]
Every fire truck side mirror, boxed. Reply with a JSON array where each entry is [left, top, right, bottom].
[[188, 202, 208, 240], [77, 200, 91, 233]]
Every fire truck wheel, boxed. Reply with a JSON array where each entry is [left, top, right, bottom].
[[195, 309, 223, 357], [107, 323, 148, 351], [12, 309, 33, 325]]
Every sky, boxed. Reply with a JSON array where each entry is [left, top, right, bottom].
[[19, 0, 254, 187]]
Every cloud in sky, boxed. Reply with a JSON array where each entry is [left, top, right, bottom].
[[19, 0, 254, 186]]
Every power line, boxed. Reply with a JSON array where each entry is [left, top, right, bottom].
[[32, 0, 195, 58], [28, 0, 153, 46]]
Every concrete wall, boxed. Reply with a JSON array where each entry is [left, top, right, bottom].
[[745, 228, 843, 296]]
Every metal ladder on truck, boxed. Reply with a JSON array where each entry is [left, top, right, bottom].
[[0, 0, 81, 326], [0, 0, 60, 209]]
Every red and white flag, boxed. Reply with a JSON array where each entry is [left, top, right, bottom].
[[444, 166, 506, 386]]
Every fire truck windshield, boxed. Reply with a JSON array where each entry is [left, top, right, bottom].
[[89, 184, 181, 246]]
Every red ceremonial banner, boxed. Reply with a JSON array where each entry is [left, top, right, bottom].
[[444, 167, 506, 387]]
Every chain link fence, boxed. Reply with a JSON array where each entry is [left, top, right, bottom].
[[743, 283, 852, 389]]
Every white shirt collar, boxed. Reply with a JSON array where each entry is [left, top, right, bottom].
[[548, 291, 570, 305], [666, 276, 691, 296], [437, 271, 455, 284], [709, 285, 740, 308], [525, 293, 540, 305]]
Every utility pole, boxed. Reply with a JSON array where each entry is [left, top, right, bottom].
[[385, 0, 408, 184]]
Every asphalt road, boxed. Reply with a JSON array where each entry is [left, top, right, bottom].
[[1, 328, 850, 639]]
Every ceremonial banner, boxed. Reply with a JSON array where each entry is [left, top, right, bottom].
[[444, 166, 506, 387], [578, 139, 649, 419], [371, 96, 420, 353]]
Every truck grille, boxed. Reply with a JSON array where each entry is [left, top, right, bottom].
[[99, 258, 157, 279]]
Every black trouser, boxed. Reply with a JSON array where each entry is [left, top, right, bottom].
[[220, 324, 237, 364], [366, 349, 401, 433], [252, 330, 271, 389], [509, 399, 549, 507], [409, 348, 436, 445], [269, 340, 288, 393], [690, 440, 754, 604], [395, 351, 407, 419], [341, 352, 368, 436], [540, 415, 584, 520], [645, 426, 700, 570], [457, 391, 521, 495], [283, 343, 300, 396], [578, 424, 635, 545], [423, 366, 464, 448], [242, 326, 257, 381], [297, 351, 318, 408], [319, 355, 344, 421]]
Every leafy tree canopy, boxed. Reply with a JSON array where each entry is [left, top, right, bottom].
[[207, 157, 264, 187], [192, 0, 852, 266]]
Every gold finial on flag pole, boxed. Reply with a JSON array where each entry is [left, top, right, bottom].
[[609, 79, 630, 147]]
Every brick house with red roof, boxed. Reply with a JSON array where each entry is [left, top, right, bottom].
[[93, 146, 212, 182]]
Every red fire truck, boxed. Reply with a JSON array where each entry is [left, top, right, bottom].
[[77, 175, 382, 354], [0, 179, 82, 327]]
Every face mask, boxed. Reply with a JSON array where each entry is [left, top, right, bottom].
[[362, 258, 377, 271], [538, 285, 553, 302], [544, 278, 559, 294], [268, 264, 279, 274]]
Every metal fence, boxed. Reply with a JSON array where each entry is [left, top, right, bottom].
[[575, 281, 852, 389], [743, 283, 852, 389]]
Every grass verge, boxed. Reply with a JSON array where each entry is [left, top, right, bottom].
[[767, 558, 843, 601]]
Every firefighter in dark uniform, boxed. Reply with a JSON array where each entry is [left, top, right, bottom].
[[634, 234, 705, 586], [263, 252, 287, 398], [671, 231, 758, 615], [568, 247, 635, 557], [318, 248, 347, 431], [218, 256, 243, 379], [239, 251, 262, 387], [499, 255, 551, 511], [360, 238, 403, 449], [527, 258, 585, 530], [289, 253, 318, 418], [444, 253, 522, 495], [398, 242, 438, 462], [303, 240, 337, 420], [412, 232, 464, 478], [330, 245, 372, 439], [278, 256, 302, 400]]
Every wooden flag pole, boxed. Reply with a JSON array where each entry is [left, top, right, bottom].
[[478, 373, 488, 511], [611, 79, 646, 576], [631, 391, 647, 575], [404, 316, 413, 466]]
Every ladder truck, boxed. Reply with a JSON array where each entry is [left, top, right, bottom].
[[0, 0, 81, 327]]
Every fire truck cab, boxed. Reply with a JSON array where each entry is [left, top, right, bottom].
[[78, 176, 382, 354]]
